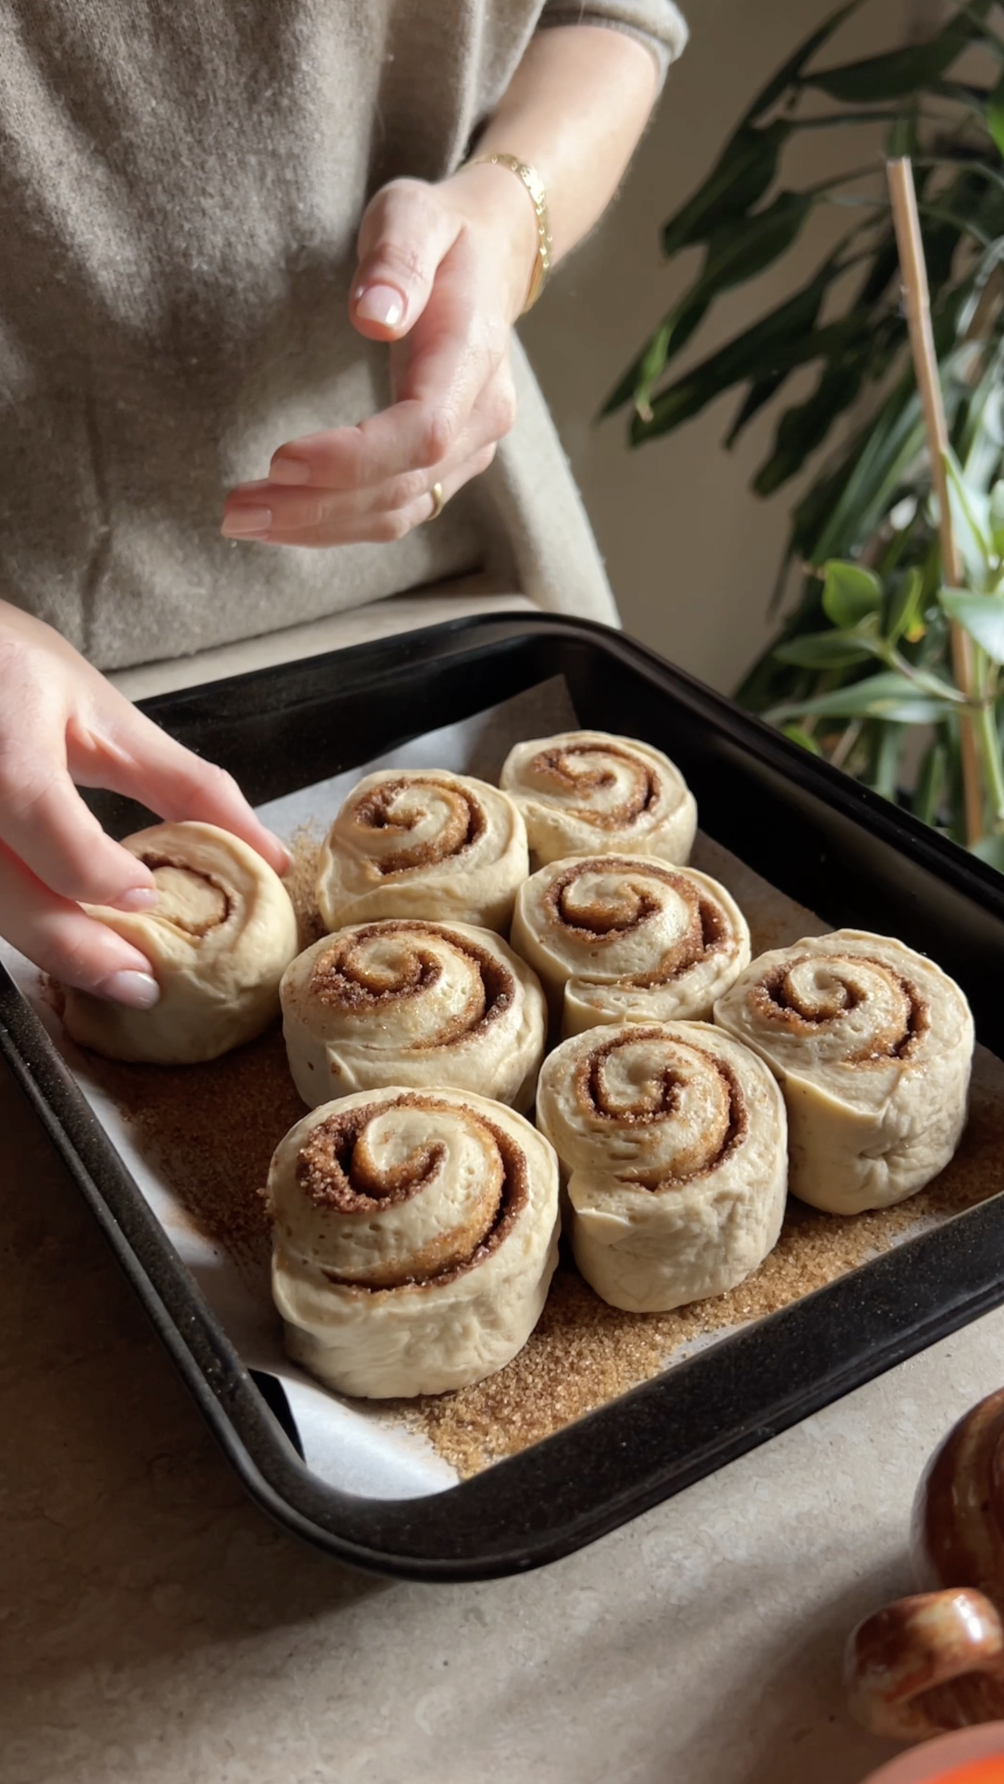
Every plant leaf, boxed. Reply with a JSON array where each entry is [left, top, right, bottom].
[[782, 724, 824, 755], [990, 481, 1004, 557], [661, 120, 793, 257], [631, 288, 846, 443], [821, 560, 882, 628], [769, 670, 955, 724], [626, 190, 818, 421], [885, 567, 925, 644], [940, 587, 1004, 660], [699, 190, 817, 293], [742, 0, 865, 122], [753, 342, 873, 494], [971, 831, 1004, 871], [945, 446, 995, 582], [773, 630, 877, 669], [802, 3, 990, 103], [913, 739, 948, 825]]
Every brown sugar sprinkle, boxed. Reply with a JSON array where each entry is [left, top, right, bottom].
[[406, 1052, 1004, 1478], [283, 825, 328, 951], [74, 824, 1004, 1483]]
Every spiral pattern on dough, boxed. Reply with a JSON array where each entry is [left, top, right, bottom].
[[535, 1022, 788, 1313], [541, 1026, 748, 1185], [500, 730, 697, 867], [714, 930, 975, 1213], [61, 821, 299, 1063], [316, 769, 528, 934], [746, 951, 928, 1065], [281, 920, 546, 1110], [268, 1088, 560, 1396], [511, 855, 749, 1035]]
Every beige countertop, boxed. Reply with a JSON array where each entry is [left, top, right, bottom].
[[3, 1053, 1000, 1784]]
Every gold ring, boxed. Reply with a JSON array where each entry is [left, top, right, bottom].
[[427, 481, 445, 522]]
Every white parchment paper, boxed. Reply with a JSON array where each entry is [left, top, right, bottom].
[[2, 676, 580, 1501]]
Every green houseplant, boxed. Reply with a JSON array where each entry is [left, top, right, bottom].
[[606, 0, 1004, 862]]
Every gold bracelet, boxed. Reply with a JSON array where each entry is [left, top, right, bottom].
[[470, 153, 552, 314]]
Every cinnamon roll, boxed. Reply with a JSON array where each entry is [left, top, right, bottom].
[[535, 1022, 787, 1313], [500, 730, 697, 867], [316, 769, 528, 935], [511, 855, 750, 1037], [62, 821, 298, 1064], [267, 1087, 561, 1397], [281, 920, 547, 1112], [714, 931, 975, 1214]]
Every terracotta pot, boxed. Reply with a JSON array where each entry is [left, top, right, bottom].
[[846, 1388, 1004, 1742]]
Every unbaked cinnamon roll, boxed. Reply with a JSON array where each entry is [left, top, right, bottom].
[[500, 730, 697, 867], [281, 919, 547, 1112], [535, 1022, 787, 1313], [267, 1087, 560, 1397], [316, 769, 528, 935], [714, 930, 974, 1214], [511, 854, 749, 1037], [62, 821, 299, 1063]]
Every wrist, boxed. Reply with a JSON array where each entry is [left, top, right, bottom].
[[440, 162, 540, 323]]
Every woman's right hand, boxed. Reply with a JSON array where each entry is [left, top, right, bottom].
[[0, 602, 290, 1007]]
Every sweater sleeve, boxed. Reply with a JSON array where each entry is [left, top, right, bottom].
[[537, 1, 688, 87]]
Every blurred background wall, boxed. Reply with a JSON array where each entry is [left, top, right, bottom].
[[520, 0, 919, 693]]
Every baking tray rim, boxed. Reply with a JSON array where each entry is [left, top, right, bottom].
[[5, 608, 1004, 1582]]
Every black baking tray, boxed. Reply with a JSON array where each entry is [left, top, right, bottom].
[[5, 610, 1004, 1583]]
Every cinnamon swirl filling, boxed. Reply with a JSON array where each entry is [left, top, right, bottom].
[[528, 742, 659, 829], [544, 858, 726, 987], [138, 856, 232, 937], [569, 1028, 747, 1184], [748, 955, 930, 1066], [347, 776, 486, 874], [307, 921, 513, 1047], [292, 1095, 527, 1290]]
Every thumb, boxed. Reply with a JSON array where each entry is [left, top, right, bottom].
[[350, 179, 461, 341]]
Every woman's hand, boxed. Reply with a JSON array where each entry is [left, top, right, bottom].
[[221, 163, 538, 546], [0, 603, 289, 1006]]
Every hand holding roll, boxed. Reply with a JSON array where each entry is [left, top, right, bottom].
[[714, 930, 974, 1213], [62, 821, 298, 1063], [281, 919, 547, 1111], [536, 1022, 787, 1313], [316, 769, 527, 934], [500, 730, 696, 867], [267, 1087, 560, 1397], [512, 855, 749, 1036]]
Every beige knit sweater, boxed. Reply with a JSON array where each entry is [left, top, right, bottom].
[[0, 2, 687, 673]]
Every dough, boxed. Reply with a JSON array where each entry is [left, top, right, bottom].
[[62, 821, 299, 1063], [511, 854, 750, 1037], [714, 930, 974, 1214], [535, 1021, 787, 1313], [316, 769, 528, 935], [281, 918, 547, 1112], [267, 1087, 561, 1397], [500, 729, 697, 867]]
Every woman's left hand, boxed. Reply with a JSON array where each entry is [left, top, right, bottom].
[[222, 165, 537, 546]]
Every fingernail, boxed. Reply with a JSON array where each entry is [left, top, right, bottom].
[[115, 886, 159, 912], [222, 506, 272, 538], [269, 457, 312, 486], [98, 970, 161, 1010], [354, 284, 404, 328]]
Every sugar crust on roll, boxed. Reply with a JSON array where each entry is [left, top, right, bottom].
[[536, 1020, 787, 1313], [500, 730, 697, 867], [281, 918, 546, 1111], [62, 821, 298, 1064], [714, 929, 974, 1213], [267, 1086, 561, 1397]]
